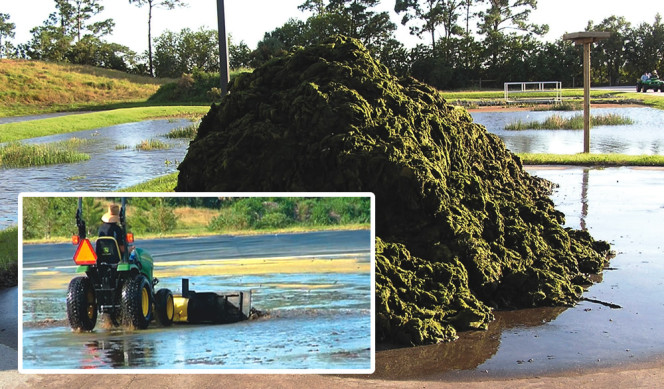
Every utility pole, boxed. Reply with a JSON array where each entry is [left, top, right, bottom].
[[563, 32, 611, 153], [217, 0, 230, 96]]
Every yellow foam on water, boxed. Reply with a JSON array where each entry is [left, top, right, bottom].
[[24, 257, 370, 291]]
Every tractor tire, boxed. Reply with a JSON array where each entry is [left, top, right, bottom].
[[637, 83, 641, 92], [121, 274, 153, 329], [155, 288, 175, 326], [66, 276, 97, 331]]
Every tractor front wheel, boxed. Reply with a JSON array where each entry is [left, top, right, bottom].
[[121, 274, 153, 329], [66, 276, 97, 331], [155, 288, 175, 326]]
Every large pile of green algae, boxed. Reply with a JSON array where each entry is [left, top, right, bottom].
[[176, 36, 610, 345]]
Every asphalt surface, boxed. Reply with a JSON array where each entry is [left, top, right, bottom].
[[23, 230, 372, 268]]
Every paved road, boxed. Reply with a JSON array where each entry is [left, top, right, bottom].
[[23, 230, 372, 268]]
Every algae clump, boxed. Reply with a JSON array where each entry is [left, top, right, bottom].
[[176, 36, 610, 345]]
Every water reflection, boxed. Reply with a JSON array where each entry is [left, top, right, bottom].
[[83, 337, 158, 369], [373, 307, 566, 380], [471, 107, 664, 155]]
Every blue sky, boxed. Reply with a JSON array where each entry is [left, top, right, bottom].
[[2, 0, 660, 54]]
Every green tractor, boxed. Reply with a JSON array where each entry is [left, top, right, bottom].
[[637, 76, 664, 92], [66, 198, 175, 331]]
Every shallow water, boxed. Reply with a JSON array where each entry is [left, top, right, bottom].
[[0, 119, 193, 228], [21, 248, 372, 371], [374, 167, 664, 379], [472, 107, 664, 155]]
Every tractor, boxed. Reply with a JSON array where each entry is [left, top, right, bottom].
[[66, 197, 252, 332], [66, 198, 174, 331]]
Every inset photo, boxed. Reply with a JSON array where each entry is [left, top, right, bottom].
[[19, 193, 374, 373]]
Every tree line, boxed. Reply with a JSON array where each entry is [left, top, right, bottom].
[[2, 1, 663, 89], [22, 197, 371, 240]]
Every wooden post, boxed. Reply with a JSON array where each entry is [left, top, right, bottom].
[[583, 41, 591, 153], [563, 32, 610, 154], [217, 0, 230, 96]]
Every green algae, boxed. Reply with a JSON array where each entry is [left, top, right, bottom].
[[176, 36, 611, 345]]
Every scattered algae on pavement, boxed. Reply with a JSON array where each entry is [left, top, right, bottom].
[[176, 36, 610, 345]]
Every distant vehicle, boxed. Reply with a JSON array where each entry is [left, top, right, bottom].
[[636, 77, 664, 92]]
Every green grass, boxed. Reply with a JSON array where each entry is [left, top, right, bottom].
[[619, 92, 664, 110], [136, 139, 171, 151], [0, 227, 18, 269], [165, 124, 198, 139], [517, 153, 664, 166], [0, 106, 210, 143], [505, 113, 634, 130], [122, 172, 178, 192], [0, 139, 91, 168], [0, 226, 18, 288]]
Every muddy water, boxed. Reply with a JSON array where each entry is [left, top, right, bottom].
[[0, 119, 194, 228], [472, 107, 664, 155], [21, 254, 372, 371], [374, 166, 664, 379]]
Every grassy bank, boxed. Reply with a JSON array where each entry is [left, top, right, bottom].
[[505, 113, 634, 130], [123, 172, 179, 192], [518, 153, 664, 166], [0, 59, 172, 117], [0, 106, 209, 143]]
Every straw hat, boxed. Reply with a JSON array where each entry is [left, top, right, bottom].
[[101, 204, 121, 223]]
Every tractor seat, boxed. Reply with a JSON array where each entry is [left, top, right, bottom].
[[95, 236, 122, 265]]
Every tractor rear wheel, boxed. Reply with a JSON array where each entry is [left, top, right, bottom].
[[155, 288, 175, 326], [121, 274, 153, 329], [66, 276, 97, 331]]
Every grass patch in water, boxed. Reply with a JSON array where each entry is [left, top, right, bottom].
[[518, 153, 664, 166], [165, 124, 198, 139], [0, 139, 90, 168], [136, 139, 170, 151], [505, 113, 634, 130]]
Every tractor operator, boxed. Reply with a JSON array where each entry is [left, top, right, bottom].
[[98, 203, 127, 255]]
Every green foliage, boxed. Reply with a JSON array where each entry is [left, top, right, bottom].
[[148, 68, 251, 103], [0, 13, 16, 59], [129, 198, 178, 233], [252, 1, 401, 71], [207, 197, 370, 232]]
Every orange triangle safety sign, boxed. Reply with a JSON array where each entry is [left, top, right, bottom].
[[73, 239, 97, 265]]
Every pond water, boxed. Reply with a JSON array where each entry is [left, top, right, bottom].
[[471, 106, 664, 155], [0, 119, 194, 228]]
